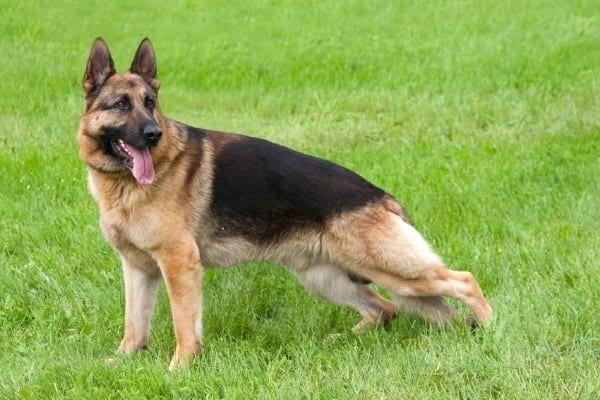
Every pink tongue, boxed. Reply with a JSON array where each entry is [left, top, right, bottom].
[[125, 144, 155, 185]]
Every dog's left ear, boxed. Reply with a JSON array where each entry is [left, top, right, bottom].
[[130, 38, 160, 91]]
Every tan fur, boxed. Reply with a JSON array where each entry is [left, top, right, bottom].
[[78, 38, 493, 370]]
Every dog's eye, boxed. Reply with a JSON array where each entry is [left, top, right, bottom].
[[116, 100, 128, 109], [145, 98, 155, 109]]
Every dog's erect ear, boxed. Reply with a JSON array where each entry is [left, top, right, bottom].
[[83, 37, 115, 96], [130, 38, 160, 91]]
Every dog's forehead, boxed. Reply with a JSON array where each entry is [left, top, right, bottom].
[[103, 73, 153, 96]]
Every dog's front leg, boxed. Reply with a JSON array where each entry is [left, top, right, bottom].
[[154, 239, 203, 371], [117, 254, 162, 355]]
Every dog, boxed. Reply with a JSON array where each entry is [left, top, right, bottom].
[[77, 37, 493, 370]]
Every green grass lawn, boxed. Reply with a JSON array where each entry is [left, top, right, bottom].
[[1, 0, 599, 398]]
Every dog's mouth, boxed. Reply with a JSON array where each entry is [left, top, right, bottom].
[[110, 138, 155, 185]]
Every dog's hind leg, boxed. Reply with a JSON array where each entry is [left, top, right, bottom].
[[393, 295, 458, 327], [369, 266, 493, 324], [327, 203, 493, 326], [294, 264, 397, 333]]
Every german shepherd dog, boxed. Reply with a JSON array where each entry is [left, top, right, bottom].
[[78, 38, 492, 370]]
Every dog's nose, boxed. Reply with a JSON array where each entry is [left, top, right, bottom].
[[143, 124, 162, 144]]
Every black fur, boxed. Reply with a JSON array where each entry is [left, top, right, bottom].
[[198, 129, 387, 243]]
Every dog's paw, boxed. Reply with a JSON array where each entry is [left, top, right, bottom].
[[117, 338, 148, 354], [168, 352, 196, 372]]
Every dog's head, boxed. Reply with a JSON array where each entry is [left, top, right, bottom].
[[78, 38, 163, 186]]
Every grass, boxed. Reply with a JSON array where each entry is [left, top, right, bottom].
[[1, 0, 599, 398]]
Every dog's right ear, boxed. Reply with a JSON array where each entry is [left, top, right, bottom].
[[83, 37, 116, 96]]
